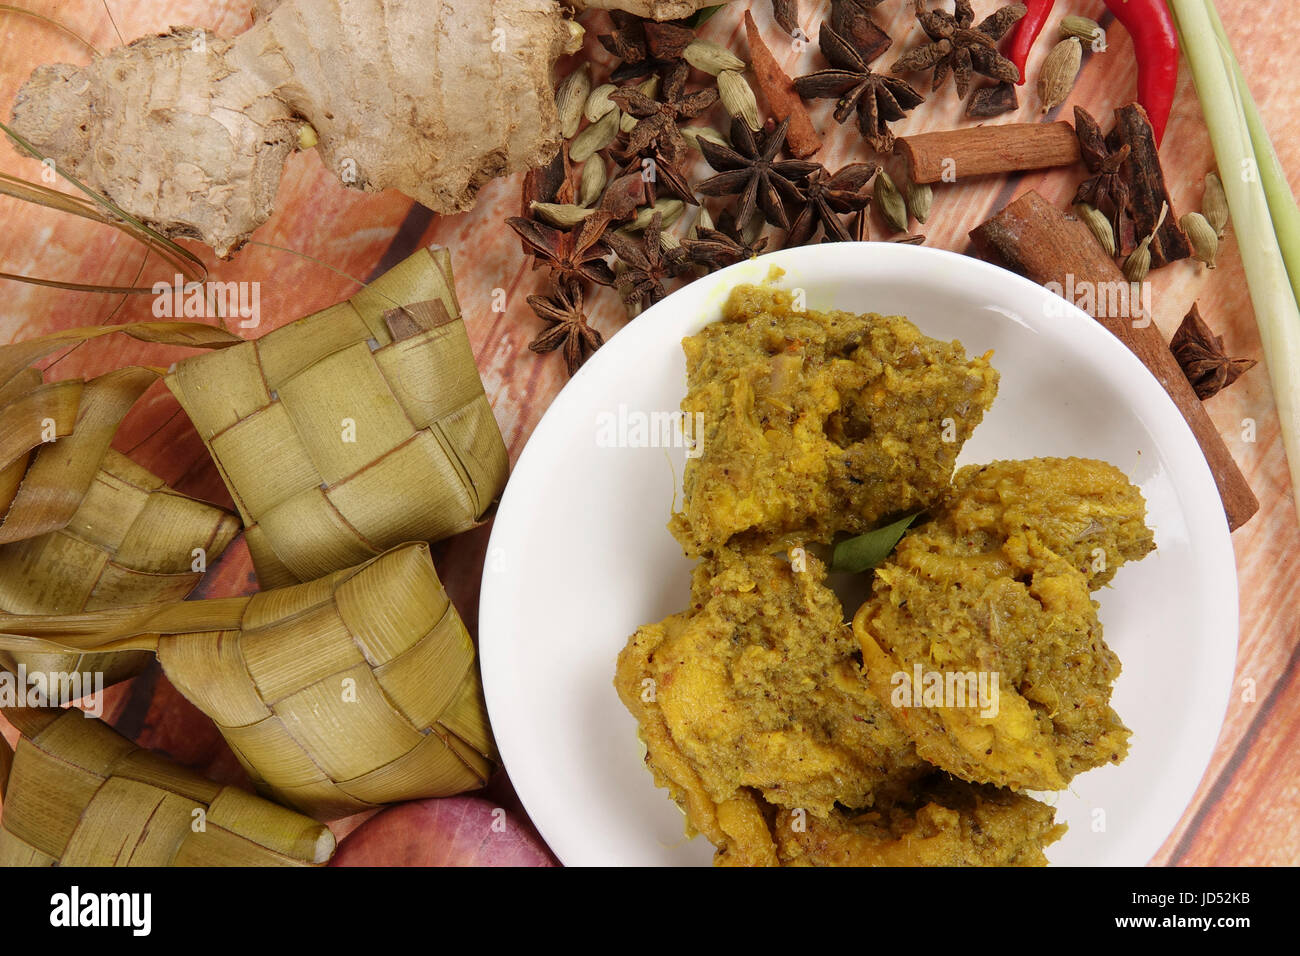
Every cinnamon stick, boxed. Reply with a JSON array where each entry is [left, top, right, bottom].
[[970, 190, 1257, 530], [1109, 102, 1190, 266], [897, 122, 1080, 184], [744, 11, 820, 158]]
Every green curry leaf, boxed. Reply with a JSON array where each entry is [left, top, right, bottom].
[[830, 513, 919, 574], [691, 5, 724, 26]]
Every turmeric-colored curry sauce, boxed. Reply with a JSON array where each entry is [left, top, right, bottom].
[[616, 285, 1155, 867]]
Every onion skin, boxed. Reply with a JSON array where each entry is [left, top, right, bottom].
[[330, 796, 558, 867]]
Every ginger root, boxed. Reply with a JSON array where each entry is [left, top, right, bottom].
[[10, 0, 581, 256], [566, 0, 735, 19]]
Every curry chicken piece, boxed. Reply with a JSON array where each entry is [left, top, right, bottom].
[[615, 549, 927, 865], [670, 284, 998, 557], [774, 774, 1066, 867], [618, 288, 1153, 866], [854, 457, 1156, 792]]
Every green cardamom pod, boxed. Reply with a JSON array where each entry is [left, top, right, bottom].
[[873, 171, 908, 234], [564, 18, 585, 51], [684, 39, 745, 75], [1123, 242, 1151, 283], [584, 83, 618, 123], [682, 125, 728, 151], [717, 70, 761, 132], [570, 108, 620, 163], [905, 180, 932, 225], [1124, 203, 1168, 282], [624, 198, 686, 232], [530, 202, 595, 229], [1059, 15, 1104, 47], [1202, 171, 1229, 237], [555, 64, 591, 140], [690, 205, 714, 239], [1038, 38, 1082, 113], [1075, 203, 1116, 257], [578, 159, 607, 208], [652, 198, 685, 230], [1181, 212, 1219, 269]]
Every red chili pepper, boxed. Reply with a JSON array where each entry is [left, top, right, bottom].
[[1102, 0, 1179, 145], [1004, 0, 1056, 86]]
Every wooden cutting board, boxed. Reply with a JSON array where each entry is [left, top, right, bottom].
[[0, 0, 1295, 865]]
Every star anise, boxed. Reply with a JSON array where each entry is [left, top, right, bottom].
[[612, 145, 697, 206], [794, 26, 924, 153], [851, 208, 871, 241], [1170, 304, 1257, 400], [1073, 106, 1131, 241], [696, 117, 819, 230], [610, 61, 718, 166], [682, 210, 770, 271], [967, 80, 1019, 118], [521, 147, 568, 212], [598, 171, 650, 222], [831, 0, 893, 63], [598, 13, 694, 82], [772, 0, 800, 35], [786, 162, 879, 245], [606, 212, 688, 309], [526, 277, 603, 376], [891, 0, 1025, 100], [507, 214, 616, 287]]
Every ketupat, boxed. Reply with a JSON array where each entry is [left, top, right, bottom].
[[0, 320, 241, 540], [0, 449, 240, 688], [853, 457, 1156, 792], [0, 543, 495, 820], [0, 322, 243, 687], [670, 284, 999, 556], [9, 0, 583, 256], [166, 247, 509, 589], [0, 367, 159, 544], [0, 707, 334, 866]]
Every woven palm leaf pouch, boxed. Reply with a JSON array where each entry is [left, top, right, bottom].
[[0, 707, 335, 866], [0, 542, 494, 819], [0, 449, 239, 687], [0, 323, 244, 688], [165, 247, 509, 588], [0, 320, 242, 535]]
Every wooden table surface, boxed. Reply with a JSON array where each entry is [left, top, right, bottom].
[[0, 0, 1296, 866]]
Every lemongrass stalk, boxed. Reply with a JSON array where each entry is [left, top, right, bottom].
[[1169, 0, 1300, 520], [1204, 1, 1300, 311]]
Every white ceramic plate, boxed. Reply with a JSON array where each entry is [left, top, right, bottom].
[[479, 243, 1238, 867]]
